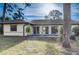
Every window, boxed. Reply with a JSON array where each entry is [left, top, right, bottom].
[[42, 27, 48, 34], [33, 27, 37, 34], [33, 27, 39, 34], [51, 26, 58, 34], [37, 27, 39, 34], [10, 24, 17, 31], [45, 27, 49, 34]]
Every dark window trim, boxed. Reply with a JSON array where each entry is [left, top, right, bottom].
[[51, 26, 58, 34], [42, 26, 49, 34], [33, 26, 39, 34], [10, 24, 17, 32]]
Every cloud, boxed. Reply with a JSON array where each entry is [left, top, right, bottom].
[[24, 3, 63, 17], [0, 3, 79, 21]]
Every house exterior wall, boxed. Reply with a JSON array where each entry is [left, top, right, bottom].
[[3, 24, 79, 36], [60, 25, 79, 31], [57, 25, 79, 35], [71, 25, 79, 30], [3, 24, 24, 36], [32, 25, 60, 35], [32, 25, 79, 35]]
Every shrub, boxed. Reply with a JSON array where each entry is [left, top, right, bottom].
[[60, 27, 63, 34], [60, 27, 63, 42], [52, 28, 58, 34], [26, 25, 32, 34], [72, 26, 79, 36], [70, 35, 76, 40]]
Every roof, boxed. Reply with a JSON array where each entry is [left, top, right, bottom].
[[0, 19, 79, 25], [31, 19, 79, 25], [0, 20, 31, 24]]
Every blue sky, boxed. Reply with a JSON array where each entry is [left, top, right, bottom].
[[0, 3, 79, 21]]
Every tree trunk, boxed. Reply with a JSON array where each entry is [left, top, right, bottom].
[[3, 3, 6, 22], [2, 3, 6, 34], [63, 3, 71, 48]]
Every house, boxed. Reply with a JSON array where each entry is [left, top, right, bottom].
[[2, 20, 31, 36], [1, 19, 79, 36]]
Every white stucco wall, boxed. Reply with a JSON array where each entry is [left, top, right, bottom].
[[71, 25, 79, 30], [3, 24, 79, 36], [33, 25, 60, 35], [3, 24, 24, 36]]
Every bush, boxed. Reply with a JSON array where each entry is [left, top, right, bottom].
[[26, 27, 31, 33], [60, 27, 63, 34], [26, 25, 32, 34], [70, 35, 76, 40], [72, 26, 79, 36], [52, 28, 58, 34], [60, 27, 63, 42]]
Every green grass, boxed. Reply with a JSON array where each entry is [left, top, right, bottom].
[[71, 36, 79, 48], [0, 37, 64, 55], [75, 37, 79, 47], [76, 42, 79, 47], [0, 37, 24, 52]]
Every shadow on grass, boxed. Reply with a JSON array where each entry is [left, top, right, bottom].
[[25, 37, 62, 55], [45, 43, 60, 55], [26, 37, 58, 43], [0, 36, 61, 55], [0, 36, 25, 52]]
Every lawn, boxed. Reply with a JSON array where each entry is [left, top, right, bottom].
[[0, 36, 65, 55], [73, 37, 79, 48]]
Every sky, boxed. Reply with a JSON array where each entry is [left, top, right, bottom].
[[0, 3, 79, 21]]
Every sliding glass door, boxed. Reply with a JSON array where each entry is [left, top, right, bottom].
[[33, 27, 39, 35], [42, 26, 49, 35], [51, 26, 58, 34]]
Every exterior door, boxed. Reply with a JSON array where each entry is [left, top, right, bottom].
[[42, 26, 49, 35], [33, 27, 39, 35]]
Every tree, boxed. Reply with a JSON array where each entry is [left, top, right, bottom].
[[0, 17, 12, 34], [3, 3, 31, 21], [3, 3, 14, 22], [0, 16, 12, 21], [48, 10, 62, 20], [0, 17, 3, 22], [1, 3, 31, 34], [12, 3, 31, 20], [44, 16, 49, 19], [63, 3, 71, 48], [12, 8, 24, 20], [5, 17, 12, 21]]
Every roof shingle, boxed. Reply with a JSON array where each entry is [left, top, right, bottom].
[[31, 19, 79, 25]]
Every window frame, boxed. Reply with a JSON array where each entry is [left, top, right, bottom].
[[51, 26, 58, 34], [33, 26, 39, 35], [10, 24, 17, 32], [42, 26, 49, 34]]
